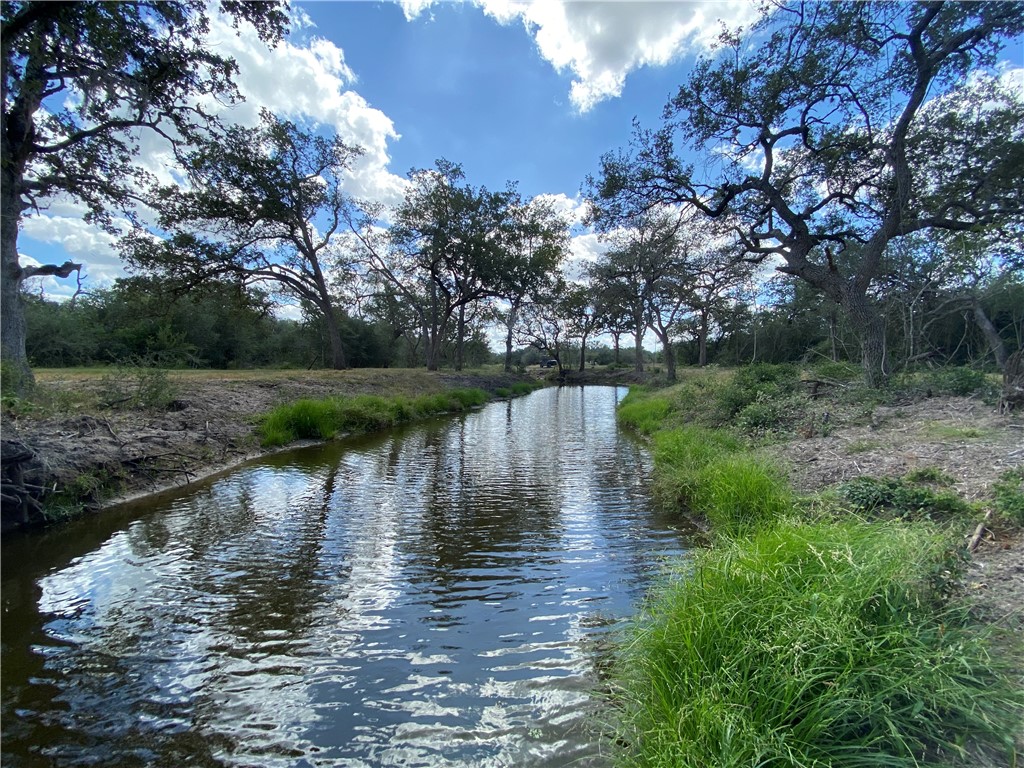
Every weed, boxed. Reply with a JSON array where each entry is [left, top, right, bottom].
[[991, 466, 1024, 527], [837, 474, 974, 523], [258, 387, 492, 447], [99, 359, 177, 410], [903, 466, 955, 486], [618, 391, 672, 435], [921, 422, 987, 440]]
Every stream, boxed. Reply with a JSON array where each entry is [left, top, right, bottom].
[[1, 385, 694, 767]]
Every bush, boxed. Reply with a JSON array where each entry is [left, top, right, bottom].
[[926, 366, 993, 397], [612, 519, 1023, 768], [992, 466, 1024, 527], [810, 359, 862, 382], [837, 474, 974, 522], [98, 360, 177, 410], [715, 363, 799, 419]]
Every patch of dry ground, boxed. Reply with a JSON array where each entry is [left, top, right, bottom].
[[776, 394, 1024, 631]]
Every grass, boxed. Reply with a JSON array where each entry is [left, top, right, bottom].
[[613, 519, 1022, 768], [259, 388, 490, 447], [610, 365, 1023, 768], [921, 422, 988, 440]]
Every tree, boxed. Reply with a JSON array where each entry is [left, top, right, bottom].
[[561, 284, 603, 372], [592, 1, 1024, 386], [126, 113, 362, 369], [494, 196, 568, 372], [1, 1, 288, 389], [591, 209, 689, 377], [515, 276, 572, 376], [358, 160, 517, 371]]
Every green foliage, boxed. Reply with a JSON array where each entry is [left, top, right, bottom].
[[810, 359, 862, 382], [98, 361, 178, 411], [992, 466, 1024, 527], [693, 455, 793, 535], [613, 519, 1023, 768], [651, 428, 741, 513], [715, 363, 799, 419], [837, 475, 974, 523], [259, 387, 492, 447], [924, 367, 997, 398]]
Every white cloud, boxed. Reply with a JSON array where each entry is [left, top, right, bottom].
[[203, 14, 408, 207], [401, 0, 759, 112]]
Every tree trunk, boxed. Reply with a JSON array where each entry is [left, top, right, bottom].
[[503, 302, 518, 373], [323, 306, 348, 370], [843, 289, 889, 388], [0, 174, 32, 392], [697, 312, 709, 367], [578, 333, 588, 372], [972, 299, 1008, 371], [662, 336, 677, 382], [612, 332, 621, 365], [633, 329, 644, 373], [455, 303, 465, 371]]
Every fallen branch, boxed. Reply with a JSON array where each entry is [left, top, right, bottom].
[[967, 509, 993, 553]]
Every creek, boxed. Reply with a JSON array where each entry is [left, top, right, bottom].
[[1, 386, 694, 767]]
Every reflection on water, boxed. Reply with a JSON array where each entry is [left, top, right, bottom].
[[2, 386, 692, 767]]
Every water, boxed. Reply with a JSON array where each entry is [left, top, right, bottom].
[[2, 386, 693, 767]]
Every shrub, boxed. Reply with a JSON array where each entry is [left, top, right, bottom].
[[98, 360, 177, 410], [810, 359, 862, 382], [612, 519, 1022, 768], [926, 366, 993, 397], [837, 474, 974, 522], [715, 363, 799, 419], [992, 466, 1024, 527]]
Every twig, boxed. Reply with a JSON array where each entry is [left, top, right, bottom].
[[967, 509, 993, 553]]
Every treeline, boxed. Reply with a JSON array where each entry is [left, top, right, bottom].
[[24, 263, 1020, 374]]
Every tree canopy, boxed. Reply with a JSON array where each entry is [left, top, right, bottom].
[[590, 0, 1024, 385]]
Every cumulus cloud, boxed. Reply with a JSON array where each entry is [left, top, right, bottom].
[[401, 0, 758, 112], [203, 13, 408, 207]]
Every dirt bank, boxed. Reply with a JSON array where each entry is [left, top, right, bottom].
[[0, 368, 544, 533], [774, 393, 1024, 632]]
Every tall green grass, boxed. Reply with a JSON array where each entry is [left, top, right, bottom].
[[611, 371, 1022, 767], [651, 426, 790, 534], [613, 519, 1022, 768], [259, 387, 489, 447]]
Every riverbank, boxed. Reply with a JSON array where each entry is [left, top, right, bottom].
[[611, 364, 1023, 767], [0, 367, 549, 533]]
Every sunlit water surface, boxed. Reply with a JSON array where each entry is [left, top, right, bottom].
[[2, 386, 693, 767]]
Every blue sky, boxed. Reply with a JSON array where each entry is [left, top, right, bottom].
[[20, 0, 761, 300]]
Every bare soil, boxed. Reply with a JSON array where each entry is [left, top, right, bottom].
[[776, 393, 1024, 632]]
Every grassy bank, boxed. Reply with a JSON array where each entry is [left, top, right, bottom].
[[258, 380, 544, 447], [610, 366, 1023, 767]]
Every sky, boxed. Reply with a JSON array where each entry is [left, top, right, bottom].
[[18, 0, 761, 304]]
